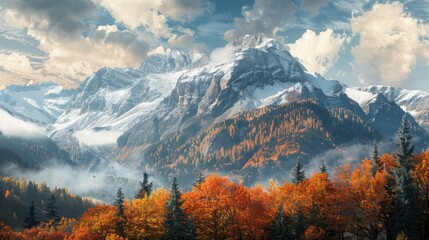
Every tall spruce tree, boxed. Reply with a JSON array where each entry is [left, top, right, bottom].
[[114, 187, 126, 238], [44, 194, 59, 223], [290, 208, 306, 239], [135, 172, 153, 199], [291, 157, 306, 186], [23, 201, 39, 228], [193, 171, 205, 188], [393, 116, 418, 239], [382, 168, 397, 240], [319, 159, 328, 175], [185, 215, 197, 240], [164, 177, 187, 240], [268, 204, 290, 239], [371, 142, 383, 176]]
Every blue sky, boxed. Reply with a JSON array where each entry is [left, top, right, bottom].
[[0, 0, 428, 91]]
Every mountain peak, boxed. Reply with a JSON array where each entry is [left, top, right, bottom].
[[230, 35, 284, 52], [140, 48, 208, 75], [231, 35, 264, 49]]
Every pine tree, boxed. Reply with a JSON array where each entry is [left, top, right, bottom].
[[44, 194, 59, 223], [268, 204, 290, 239], [23, 201, 39, 228], [319, 159, 328, 175], [291, 157, 306, 186], [396, 116, 414, 171], [382, 168, 397, 240], [185, 215, 197, 240], [135, 172, 153, 199], [114, 187, 126, 238], [193, 171, 205, 188], [164, 177, 187, 240], [371, 142, 383, 176], [290, 208, 306, 239], [393, 116, 418, 239]]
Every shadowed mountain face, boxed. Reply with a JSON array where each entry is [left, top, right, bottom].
[[0, 35, 427, 188], [138, 99, 379, 185]]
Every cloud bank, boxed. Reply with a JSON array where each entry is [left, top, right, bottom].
[[288, 28, 348, 74], [351, 2, 429, 86], [0, 109, 46, 138], [1, 0, 150, 86]]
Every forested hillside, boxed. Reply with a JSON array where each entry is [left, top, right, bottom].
[[0, 177, 94, 228], [1, 118, 428, 240], [146, 99, 379, 185]]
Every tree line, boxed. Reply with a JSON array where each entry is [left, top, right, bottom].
[[1, 117, 428, 239], [0, 177, 93, 228]]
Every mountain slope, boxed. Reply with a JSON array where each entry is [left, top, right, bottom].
[[0, 109, 73, 169], [0, 35, 428, 190], [357, 85, 429, 130], [344, 88, 425, 137], [118, 38, 364, 152], [0, 82, 71, 126], [140, 99, 379, 185]]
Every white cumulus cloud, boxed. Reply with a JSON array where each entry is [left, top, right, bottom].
[[224, 0, 295, 41], [98, 0, 207, 38], [224, 0, 328, 41], [0, 52, 36, 74], [288, 28, 348, 74], [351, 2, 429, 86], [2, 0, 149, 86], [209, 45, 237, 64], [0, 109, 46, 138]]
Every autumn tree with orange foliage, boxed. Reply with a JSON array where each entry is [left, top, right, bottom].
[[349, 159, 388, 239], [123, 189, 169, 239], [414, 150, 429, 239], [68, 205, 118, 240], [183, 175, 271, 240], [2, 149, 429, 240]]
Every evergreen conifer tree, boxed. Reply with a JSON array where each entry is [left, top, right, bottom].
[[185, 215, 197, 240], [114, 187, 126, 238], [291, 157, 306, 186], [135, 172, 153, 199], [382, 168, 397, 240], [193, 171, 205, 188], [371, 142, 383, 176], [319, 159, 328, 175], [393, 116, 418, 239], [291, 208, 306, 239], [164, 177, 187, 240], [268, 204, 290, 239], [23, 201, 39, 228], [44, 194, 59, 223]]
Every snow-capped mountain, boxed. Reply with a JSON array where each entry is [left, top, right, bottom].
[[140, 49, 208, 75], [0, 82, 71, 126], [344, 87, 425, 136], [118, 37, 366, 154], [0, 35, 428, 183], [356, 85, 429, 130], [42, 50, 208, 166]]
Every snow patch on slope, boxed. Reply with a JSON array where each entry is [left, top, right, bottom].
[[305, 71, 340, 96], [52, 70, 184, 147], [74, 129, 122, 146], [0, 83, 70, 126], [253, 82, 299, 106], [104, 88, 131, 107], [344, 88, 375, 106]]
